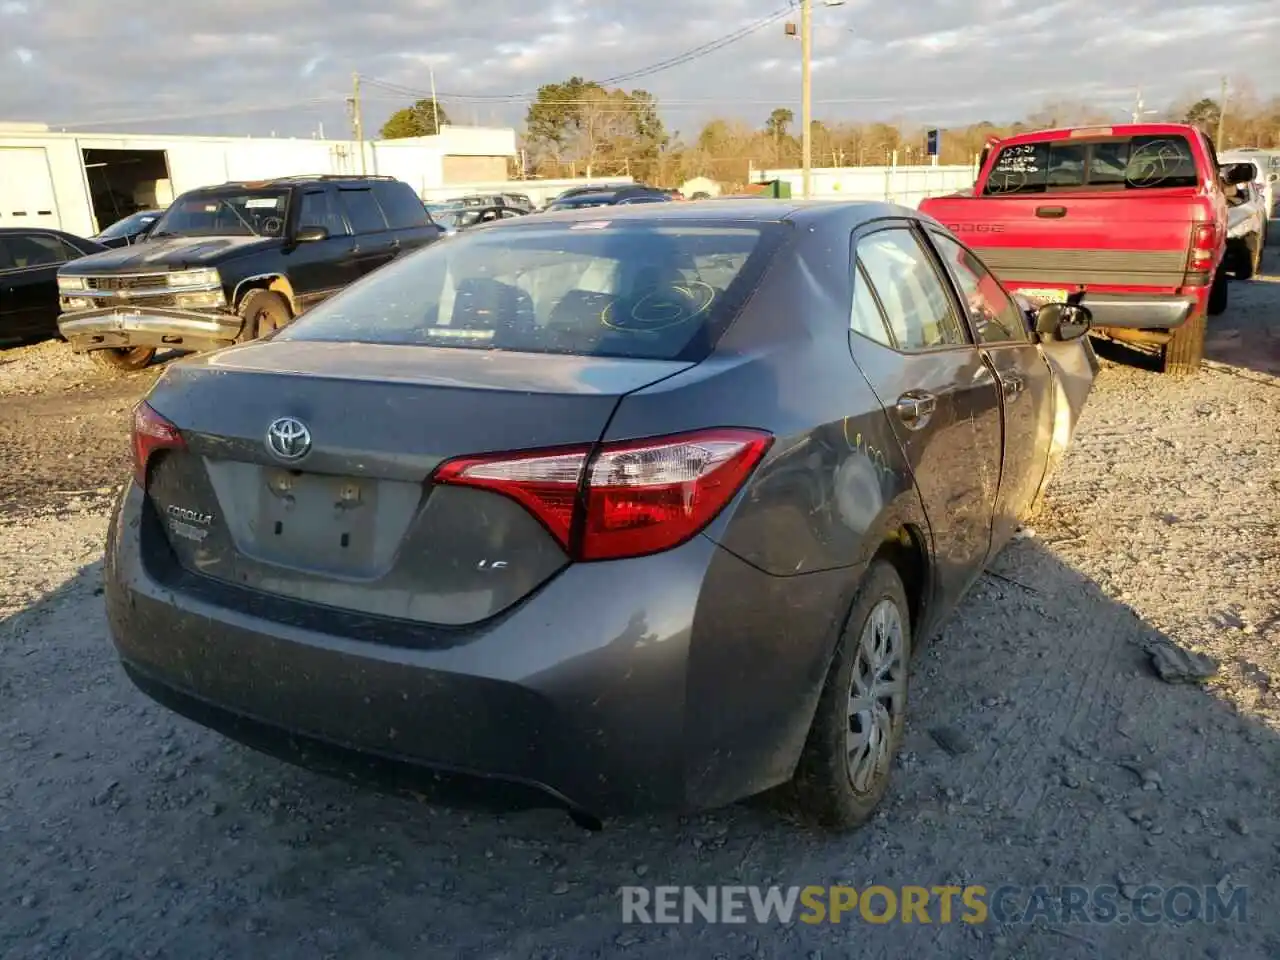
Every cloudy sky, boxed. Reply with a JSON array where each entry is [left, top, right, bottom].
[[2, 0, 1277, 140]]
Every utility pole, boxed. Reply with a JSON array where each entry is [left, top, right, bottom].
[[429, 67, 441, 134], [1131, 89, 1143, 123], [1215, 76, 1228, 147], [800, 0, 812, 198], [349, 72, 366, 174]]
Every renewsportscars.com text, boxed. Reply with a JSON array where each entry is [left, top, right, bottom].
[[619, 884, 1248, 926]]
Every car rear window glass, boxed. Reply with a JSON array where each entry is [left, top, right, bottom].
[[278, 220, 788, 362], [984, 135, 1200, 194]]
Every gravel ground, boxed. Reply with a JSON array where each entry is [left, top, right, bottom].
[[1, 244, 1278, 959]]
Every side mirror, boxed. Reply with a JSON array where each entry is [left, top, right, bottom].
[[295, 225, 329, 243], [1220, 163, 1254, 186], [1035, 302, 1092, 342]]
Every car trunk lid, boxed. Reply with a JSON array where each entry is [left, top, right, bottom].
[[142, 340, 692, 626]]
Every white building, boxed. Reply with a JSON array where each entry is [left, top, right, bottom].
[[753, 163, 979, 208], [0, 122, 517, 237]]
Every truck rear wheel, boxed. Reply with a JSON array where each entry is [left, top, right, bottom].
[[1160, 309, 1206, 376], [1233, 236, 1260, 280], [1206, 266, 1229, 316], [90, 347, 157, 372], [236, 289, 293, 342]]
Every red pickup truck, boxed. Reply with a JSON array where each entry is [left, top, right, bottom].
[[919, 123, 1252, 374]]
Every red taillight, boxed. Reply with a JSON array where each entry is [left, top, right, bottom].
[[131, 401, 185, 485], [1187, 221, 1219, 275], [434, 428, 772, 561]]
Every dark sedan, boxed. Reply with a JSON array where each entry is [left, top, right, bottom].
[[0, 227, 106, 345], [103, 201, 1097, 828], [542, 186, 673, 212], [91, 209, 163, 248]]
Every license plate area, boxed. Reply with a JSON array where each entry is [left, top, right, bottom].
[[253, 468, 381, 576], [1015, 287, 1070, 306]]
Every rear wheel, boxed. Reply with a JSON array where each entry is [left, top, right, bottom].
[[1206, 265, 1229, 316], [792, 560, 910, 830], [1233, 236, 1259, 280], [1160, 308, 1206, 375], [236, 289, 293, 343], [89, 347, 156, 372]]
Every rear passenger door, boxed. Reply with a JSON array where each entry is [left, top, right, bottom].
[[927, 230, 1054, 546], [848, 222, 1004, 606], [336, 187, 396, 277], [371, 180, 442, 253]]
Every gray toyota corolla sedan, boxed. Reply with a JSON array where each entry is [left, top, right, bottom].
[[105, 200, 1098, 829]]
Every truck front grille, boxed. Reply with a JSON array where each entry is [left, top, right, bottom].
[[85, 274, 170, 293]]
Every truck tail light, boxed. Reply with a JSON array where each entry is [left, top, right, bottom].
[[131, 401, 185, 485], [434, 429, 773, 561], [1184, 221, 1220, 285]]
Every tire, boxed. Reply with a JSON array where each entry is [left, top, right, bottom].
[[1160, 308, 1206, 375], [1235, 236, 1259, 281], [89, 347, 156, 372], [791, 560, 911, 830], [1206, 265, 1229, 317], [236, 289, 293, 343]]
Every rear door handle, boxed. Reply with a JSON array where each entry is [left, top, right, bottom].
[[1035, 206, 1067, 218], [894, 391, 937, 429]]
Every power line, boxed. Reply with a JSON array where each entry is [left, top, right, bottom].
[[46, 97, 343, 129], [361, 6, 796, 105], [599, 6, 794, 85]]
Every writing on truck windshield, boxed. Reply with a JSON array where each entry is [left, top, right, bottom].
[[982, 135, 1200, 195]]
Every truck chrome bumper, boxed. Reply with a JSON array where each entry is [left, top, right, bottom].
[[1078, 295, 1198, 331], [58, 308, 243, 353]]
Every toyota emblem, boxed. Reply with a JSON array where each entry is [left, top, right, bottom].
[[266, 417, 312, 461]]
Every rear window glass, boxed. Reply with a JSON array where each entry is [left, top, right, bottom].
[[278, 220, 787, 361], [983, 135, 1200, 195]]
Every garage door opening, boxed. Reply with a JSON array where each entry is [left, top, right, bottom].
[[81, 148, 173, 234]]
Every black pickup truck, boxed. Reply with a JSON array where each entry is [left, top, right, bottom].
[[56, 175, 441, 371]]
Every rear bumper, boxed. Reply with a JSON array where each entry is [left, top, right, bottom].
[[104, 485, 853, 817], [58, 307, 242, 353], [1078, 294, 1200, 331]]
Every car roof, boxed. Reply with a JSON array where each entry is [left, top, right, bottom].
[[515, 198, 907, 226], [0, 226, 79, 237]]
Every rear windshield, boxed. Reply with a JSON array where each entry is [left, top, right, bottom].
[[279, 220, 787, 361], [983, 135, 1200, 195]]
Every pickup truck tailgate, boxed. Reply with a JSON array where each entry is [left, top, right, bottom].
[[926, 190, 1201, 291]]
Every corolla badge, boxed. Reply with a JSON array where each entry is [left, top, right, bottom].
[[266, 417, 312, 461]]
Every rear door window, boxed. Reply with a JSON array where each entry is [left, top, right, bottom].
[[278, 220, 789, 361], [337, 188, 388, 234], [855, 229, 968, 350], [984, 134, 1200, 194]]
